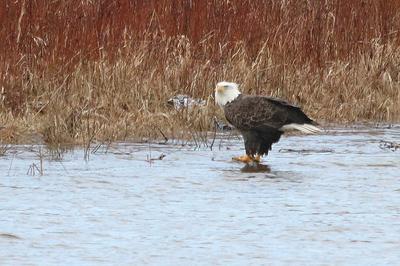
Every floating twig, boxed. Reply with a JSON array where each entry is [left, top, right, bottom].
[[147, 153, 166, 162], [279, 148, 334, 153]]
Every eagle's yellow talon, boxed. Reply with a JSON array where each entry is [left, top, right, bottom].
[[232, 155, 252, 163], [232, 155, 260, 164]]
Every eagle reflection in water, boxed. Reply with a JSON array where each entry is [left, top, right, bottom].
[[240, 163, 271, 173]]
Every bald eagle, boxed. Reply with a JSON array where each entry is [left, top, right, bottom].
[[215, 81, 321, 163]]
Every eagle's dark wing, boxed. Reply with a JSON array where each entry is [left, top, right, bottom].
[[224, 95, 314, 130], [224, 94, 315, 156]]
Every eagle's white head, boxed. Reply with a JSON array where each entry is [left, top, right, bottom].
[[215, 81, 241, 106]]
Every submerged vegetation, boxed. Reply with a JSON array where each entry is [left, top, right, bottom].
[[1, 0, 400, 145]]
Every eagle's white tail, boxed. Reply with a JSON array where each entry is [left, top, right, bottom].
[[280, 123, 322, 134]]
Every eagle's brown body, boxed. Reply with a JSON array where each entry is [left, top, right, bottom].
[[224, 94, 316, 157]]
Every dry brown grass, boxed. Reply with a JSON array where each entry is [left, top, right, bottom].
[[1, 0, 400, 145]]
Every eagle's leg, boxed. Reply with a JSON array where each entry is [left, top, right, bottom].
[[253, 154, 261, 163], [232, 155, 253, 163]]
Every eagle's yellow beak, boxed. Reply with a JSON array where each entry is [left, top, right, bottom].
[[216, 86, 225, 94]]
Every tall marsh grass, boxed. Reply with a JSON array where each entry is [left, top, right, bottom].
[[1, 0, 399, 145]]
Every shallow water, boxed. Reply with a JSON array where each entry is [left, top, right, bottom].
[[1, 126, 399, 265]]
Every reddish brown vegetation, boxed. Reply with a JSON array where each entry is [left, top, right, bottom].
[[2, 0, 400, 70]]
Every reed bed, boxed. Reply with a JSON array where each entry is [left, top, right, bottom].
[[1, 0, 400, 145]]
